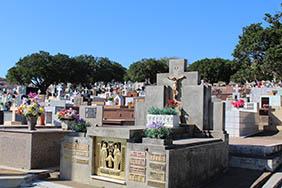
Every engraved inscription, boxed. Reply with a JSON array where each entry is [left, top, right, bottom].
[[129, 166, 146, 176], [147, 180, 165, 188], [130, 151, 146, 158], [85, 107, 97, 118], [129, 158, 146, 166], [149, 163, 166, 171], [129, 174, 145, 183], [63, 142, 89, 165], [149, 153, 166, 162], [147, 152, 167, 187], [128, 150, 146, 183], [149, 171, 166, 181]]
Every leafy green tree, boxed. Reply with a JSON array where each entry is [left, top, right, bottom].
[[232, 5, 282, 82], [6, 51, 54, 92], [126, 58, 169, 83], [188, 58, 238, 84], [6, 52, 126, 92]]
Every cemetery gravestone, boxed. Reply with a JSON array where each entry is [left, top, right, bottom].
[[79, 105, 103, 126]]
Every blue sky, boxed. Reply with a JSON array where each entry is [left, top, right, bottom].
[[0, 1, 281, 77]]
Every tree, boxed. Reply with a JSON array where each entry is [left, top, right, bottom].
[[187, 58, 238, 84], [126, 58, 169, 83], [6, 52, 126, 92], [232, 4, 282, 82], [6, 51, 54, 92]]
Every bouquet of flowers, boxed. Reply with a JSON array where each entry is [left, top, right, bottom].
[[17, 92, 44, 118], [232, 99, 245, 108], [144, 121, 171, 139], [57, 108, 79, 121]]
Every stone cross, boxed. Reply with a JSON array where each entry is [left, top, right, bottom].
[[142, 59, 211, 130], [56, 84, 63, 99]]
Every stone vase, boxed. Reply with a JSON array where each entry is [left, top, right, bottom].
[[61, 121, 68, 130], [27, 116, 37, 130], [147, 114, 179, 128]]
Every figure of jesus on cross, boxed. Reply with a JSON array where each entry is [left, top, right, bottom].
[[168, 75, 186, 102]]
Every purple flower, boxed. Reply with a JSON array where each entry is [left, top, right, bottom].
[[28, 92, 38, 99], [146, 121, 164, 129]]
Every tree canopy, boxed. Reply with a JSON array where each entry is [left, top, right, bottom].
[[6, 51, 126, 92], [231, 5, 282, 82], [126, 58, 169, 83], [188, 58, 239, 84]]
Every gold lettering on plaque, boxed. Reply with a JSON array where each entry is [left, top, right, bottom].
[[94, 137, 126, 180], [128, 151, 146, 183]]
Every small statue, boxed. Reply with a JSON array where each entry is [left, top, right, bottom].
[[106, 152, 114, 168], [113, 145, 122, 171], [100, 143, 108, 168]]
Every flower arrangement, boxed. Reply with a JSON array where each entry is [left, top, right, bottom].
[[148, 106, 178, 115], [232, 99, 245, 108], [68, 118, 91, 133], [167, 99, 178, 108], [57, 108, 79, 121], [144, 121, 171, 139], [17, 92, 44, 118]]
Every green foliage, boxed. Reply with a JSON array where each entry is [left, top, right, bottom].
[[68, 120, 90, 133], [232, 5, 282, 82], [144, 127, 171, 139], [126, 58, 169, 83], [6, 52, 127, 92], [188, 58, 238, 83], [148, 107, 178, 115]]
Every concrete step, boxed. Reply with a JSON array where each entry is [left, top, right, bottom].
[[229, 154, 282, 172], [230, 141, 282, 157], [229, 137, 282, 171], [0, 175, 30, 188], [262, 171, 282, 188]]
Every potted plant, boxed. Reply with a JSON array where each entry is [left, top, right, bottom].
[[57, 108, 79, 130], [143, 121, 172, 145], [17, 92, 44, 130], [68, 118, 90, 136], [146, 106, 179, 128]]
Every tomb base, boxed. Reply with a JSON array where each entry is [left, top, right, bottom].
[[60, 126, 229, 188], [0, 128, 69, 170]]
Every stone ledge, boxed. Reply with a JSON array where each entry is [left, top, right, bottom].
[[90, 175, 126, 185]]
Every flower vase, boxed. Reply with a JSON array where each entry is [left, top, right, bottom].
[[27, 116, 37, 130]]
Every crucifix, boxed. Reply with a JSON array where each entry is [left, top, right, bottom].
[[168, 75, 186, 102]]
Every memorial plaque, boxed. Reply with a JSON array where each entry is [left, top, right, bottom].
[[63, 142, 89, 165], [129, 158, 146, 166], [149, 162, 166, 171], [129, 166, 146, 176], [149, 171, 166, 181], [46, 112, 52, 124], [128, 150, 146, 183], [149, 153, 166, 162], [130, 151, 146, 158], [129, 174, 145, 183], [147, 152, 167, 187], [147, 180, 165, 188], [85, 107, 97, 118]]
